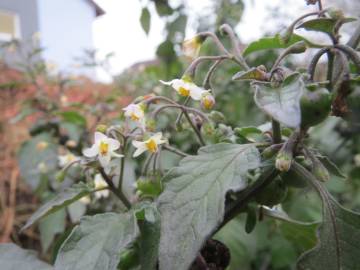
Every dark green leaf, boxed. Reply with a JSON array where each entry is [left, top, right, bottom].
[[245, 204, 257, 233], [58, 111, 86, 126], [243, 34, 315, 57], [140, 8, 151, 35], [154, 0, 173, 17], [39, 209, 66, 253], [317, 155, 346, 179], [22, 183, 95, 231], [157, 143, 261, 270], [0, 243, 53, 270], [18, 133, 58, 190], [55, 213, 139, 270], [253, 73, 304, 128], [297, 17, 357, 35]]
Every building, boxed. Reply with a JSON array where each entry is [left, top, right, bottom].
[[0, 0, 104, 75]]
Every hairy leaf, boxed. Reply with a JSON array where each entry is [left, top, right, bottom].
[[140, 8, 151, 35], [253, 74, 304, 127], [39, 209, 66, 253], [243, 34, 314, 56], [22, 183, 95, 231], [297, 17, 357, 35], [294, 163, 360, 270], [157, 143, 261, 270], [0, 243, 53, 270], [55, 213, 139, 270]]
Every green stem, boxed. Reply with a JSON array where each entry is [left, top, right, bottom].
[[272, 119, 282, 144], [326, 51, 334, 91], [162, 144, 189, 157], [99, 168, 131, 209], [183, 109, 206, 146]]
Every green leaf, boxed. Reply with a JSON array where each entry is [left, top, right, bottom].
[[60, 122, 83, 143], [157, 143, 261, 270], [39, 208, 66, 253], [232, 67, 268, 81], [297, 195, 360, 269], [317, 155, 346, 179], [294, 163, 360, 270], [243, 34, 313, 56], [22, 183, 95, 231], [0, 243, 53, 270], [55, 212, 139, 270], [253, 73, 304, 128], [297, 17, 357, 35], [140, 8, 151, 35], [136, 204, 161, 270], [58, 111, 86, 126], [154, 0, 173, 17], [18, 133, 58, 191]]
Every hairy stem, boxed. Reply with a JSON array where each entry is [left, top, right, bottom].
[[272, 119, 282, 144], [98, 168, 131, 209]]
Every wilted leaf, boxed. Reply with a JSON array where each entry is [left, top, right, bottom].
[[297, 17, 357, 35], [55, 213, 139, 270], [253, 74, 304, 127], [22, 183, 95, 231], [0, 243, 53, 270], [243, 34, 314, 57], [140, 8, 151, 35], [157, 143, 261, 270]]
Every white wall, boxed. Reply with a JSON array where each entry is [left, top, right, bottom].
[[37, 0, 96, 76]]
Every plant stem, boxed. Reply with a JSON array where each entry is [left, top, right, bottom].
[[347, 22, 360, 49], [326, 51, 334, 91], [183, 109, 206, 146], [98, 168, 131, 209], [184, 55, 230, 78], [334, 44, 360, 71], [272, 119, 282, 144], [162, 144, 189, 157], [218, 167, 279, 231], [308, 47, 330, 81], [203, 59, 223, 90]]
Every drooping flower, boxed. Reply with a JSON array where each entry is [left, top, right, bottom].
[[58, 153, 80, 167], [160, 78, 209, 101], [83, 132, 122, 168], [94, 174, 109, 199], [182, 35, 206, 59], [123, 103, 145, 122], [132, 132, 167, 157], [201, 92, 215, 110]]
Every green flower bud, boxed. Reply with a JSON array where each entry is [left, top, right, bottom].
[[209, 110, 226, 124], [55, 170, 66, 183], [96, 124, 108, 133], [262, 145, 281, 159], [275, 149, 293, 172], [312, 157, 330, 182]]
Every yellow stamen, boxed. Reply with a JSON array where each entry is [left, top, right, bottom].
[[203, 98, 213, 109], [178, 87, 190, 97], [99, 141, 109, 156], [130, 113, 140, 121], [145, 139, 158, 153]]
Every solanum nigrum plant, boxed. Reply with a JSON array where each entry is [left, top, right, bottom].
[[3, 1, 360, 269]]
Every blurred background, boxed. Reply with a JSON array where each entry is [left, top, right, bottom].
[[0, 0, 360, 269]]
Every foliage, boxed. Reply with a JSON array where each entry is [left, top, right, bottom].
[[1, 1, 360, 270]]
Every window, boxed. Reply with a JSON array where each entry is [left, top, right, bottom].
[[0, 10, 21, 41]]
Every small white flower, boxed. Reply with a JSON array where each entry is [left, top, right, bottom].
[[94, 174, 109, 199], [132, 132, 167, 157], [58, 153, 80, 167], [182, 36, 204, 59], [160, 79, 209, 101], [123, 103, 145, 122], [83, 132, 123, 168]]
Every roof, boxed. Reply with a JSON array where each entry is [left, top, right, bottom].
[[86, 0, 105, 17]]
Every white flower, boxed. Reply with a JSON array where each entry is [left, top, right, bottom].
[[201, 92, 215, 110], [132, 132, 167, 157], [83, 132, 123, 168], [58, 153, 80, 167], [160, 79, 209, 101], [94, 174, 109, 199], [123, 103, 145, 122], [182, 36, 203, 59]]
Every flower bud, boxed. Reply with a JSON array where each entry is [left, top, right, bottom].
[[201, 93, 215, 110], [275, 150, 293, 172], [182, 35, 207, 59], [262, 145, 281, 159], [96, 124, 108, 133], [66, 140, 77, 148], [209, 110, 226, 123], [312, 157, 330, 182], [55, 170, 66, 183], [327, 7, 344, 20]]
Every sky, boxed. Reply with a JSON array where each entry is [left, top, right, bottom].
[[92, 0, 310, 80]]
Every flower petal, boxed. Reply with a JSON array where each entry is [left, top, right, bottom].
[[190, 86, 207, 100], [107, 138, 121, 151], [132, 140, 144, 148], [159, 79, 175, 86], [133, 145, 147, 157], [83, 145, 98, 157], [94, 132, 107, 143], [98, 154, 111, 168]]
